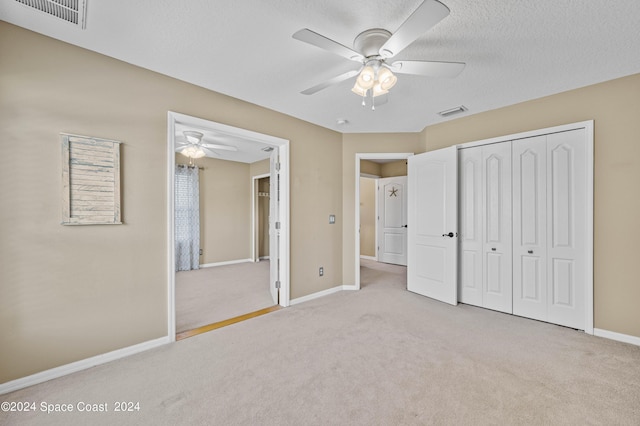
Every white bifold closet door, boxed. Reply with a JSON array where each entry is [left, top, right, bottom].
[[458, 142, 512, 314], [512, 135, 547, 321], [513, 130, 587, 329]]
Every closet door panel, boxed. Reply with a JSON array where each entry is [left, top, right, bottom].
[[547, 129, 586, 329], [458, 148, 483, 306], [482, 142, 512, 313], [512, 136, 547, 321]]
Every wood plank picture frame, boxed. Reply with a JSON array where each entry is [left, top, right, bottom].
[[61, 133, 122, 225]]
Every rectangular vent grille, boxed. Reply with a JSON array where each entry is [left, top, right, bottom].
[[438, 105, 468, 117], [15, 0, 87, 28]]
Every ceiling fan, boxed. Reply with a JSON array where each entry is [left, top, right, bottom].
[[177, 131, 239, 159], [293, 0, 465, 108]]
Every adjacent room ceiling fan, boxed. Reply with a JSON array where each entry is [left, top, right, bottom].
[[293, 0, 465, 109], [177, 131, 238, 159]]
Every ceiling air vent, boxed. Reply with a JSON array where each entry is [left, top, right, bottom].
[[15, 0, 87, 28], [438, 105, 468, 117]]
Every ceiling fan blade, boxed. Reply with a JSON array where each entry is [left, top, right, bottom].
[[301, 69, 360, 95], [391, 60, 465, 78], [200, 146, 220, 157], [201, 143, 238, 152], [293, 29, 364, 62], [379, 0, 450, 59]]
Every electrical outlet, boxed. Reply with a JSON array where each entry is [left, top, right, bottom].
[[319, 267, 324, 277], [329, 214, 336, 224]]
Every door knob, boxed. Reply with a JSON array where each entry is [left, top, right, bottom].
[[442, 232, 455, 238], [528, 250, 533, 254], [403, 225, 408, 228]]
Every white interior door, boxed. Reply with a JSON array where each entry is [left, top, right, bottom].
[[407, 147, 458, 305], [546, 129, 586, 329], [269, 148, 280, 305], [481, 142, 513, 313], [377, 176, 408, 266], [513, 135, 548, 321], [458, 147, 483, 306]]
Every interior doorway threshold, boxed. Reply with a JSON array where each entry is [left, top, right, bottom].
[[176, 305, 282, 340]]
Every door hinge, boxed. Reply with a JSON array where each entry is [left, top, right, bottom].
[[275, 281, 281, 289], [275, 221, 281, 230], [275, 162, 281, 171]]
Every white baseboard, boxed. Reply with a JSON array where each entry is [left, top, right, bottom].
[[342, 285, 359, 291], [259, 256, 270, 260], [594, 328, 640, 347], [200, 258, 253, 268], [290, 285, 344, 305], [0, 336, 170, 395], [360, 255, 377, 261]]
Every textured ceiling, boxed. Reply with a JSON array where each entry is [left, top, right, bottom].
[[2, 1, 640, 134]]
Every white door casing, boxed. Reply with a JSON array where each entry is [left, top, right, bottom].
[[407, 147, 458, 305], [377, 176, 408, 266], [481, 142, 513, 314], [167, 111, 290, 341], [354, 153, 414, 290]]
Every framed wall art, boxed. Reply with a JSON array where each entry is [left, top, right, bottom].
[[61, 133, 122, 225]]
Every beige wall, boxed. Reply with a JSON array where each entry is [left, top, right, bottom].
[[359, 177, 377, 257], [175, 155, 252, 264], [421, 73, 640, 338], [381, 160, 407, 177], [342, 133, 423, 285], [360, 160, 382, 177], [0, 22, 343, 383], [250, 158, 270, 177]]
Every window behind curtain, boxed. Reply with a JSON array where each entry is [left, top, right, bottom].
[[175, 165, 200, 271]]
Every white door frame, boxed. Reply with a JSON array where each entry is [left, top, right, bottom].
[[354, 153, 413, 289], [167, 111, 290, 341], [252, 173, 270, 262]]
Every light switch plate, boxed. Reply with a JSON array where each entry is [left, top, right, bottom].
[[329, 214, 336, 224]]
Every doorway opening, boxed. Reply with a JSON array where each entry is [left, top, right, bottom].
[[355, 153, 413, 290], [167, 112, 290, 341]]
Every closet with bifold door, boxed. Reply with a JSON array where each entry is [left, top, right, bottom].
[[458, 128, 588, 330]]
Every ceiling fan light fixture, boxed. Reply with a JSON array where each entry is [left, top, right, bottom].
[[377, 67, 397, 91], [356, 66, 375, 89], [181, 145, 206, 159], [372, 82, 389, 97], [351, 81, 368, 97]]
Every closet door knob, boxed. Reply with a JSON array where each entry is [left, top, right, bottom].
[[528, 250, 534, 254], [442, 232, 455, 238], [491, 248, 496, 251]]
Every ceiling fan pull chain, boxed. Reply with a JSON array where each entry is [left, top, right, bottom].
[[372, 93, 376, 111]]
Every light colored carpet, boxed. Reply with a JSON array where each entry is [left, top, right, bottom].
[[176, 260, 274, 333], [3, 259, 640, 425]]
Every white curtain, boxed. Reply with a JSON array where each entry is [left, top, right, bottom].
[[175, 165, 200, 271]]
